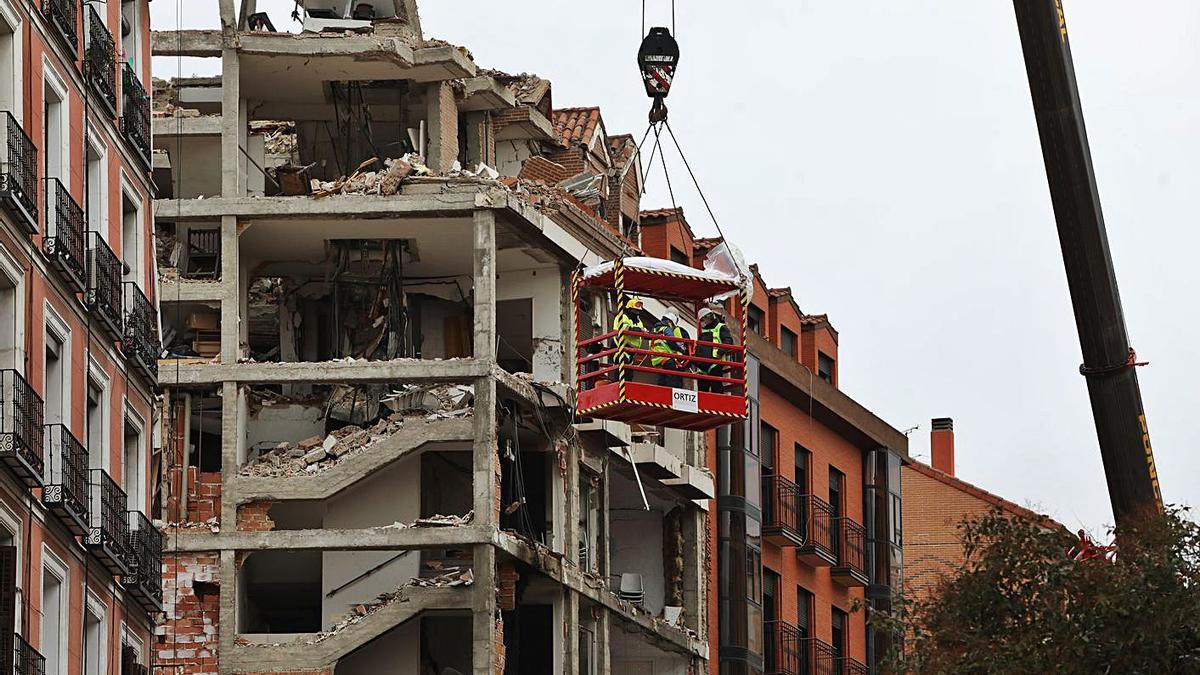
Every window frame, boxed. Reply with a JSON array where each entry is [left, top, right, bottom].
[[0, 0, 22, 120], [41, 56, 71, 190], [43, 303, 72, 428], [41, 546, 70, 675]]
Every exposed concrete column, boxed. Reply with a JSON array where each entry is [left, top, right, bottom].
[[217, 549, 237, 675], [219, 381, 241, 525], [472, 543, 498, 674], [683, 507, 706, 636], [563, 590, 581, 675], [561, 266, 575, 384], [218, 0, 237, 30], [426, 81, 460, 173], [219, 215, 240, 361], [400, 0, 422, 37], [474, 210, 496, 362], [597, 609, 612, 675], [219, 39, 241, 198], [471, 208, 499, 672]]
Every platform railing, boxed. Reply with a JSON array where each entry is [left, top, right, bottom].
[[0, 111, 38, 232], [85, 7, 117, 115], [120, 64, 151, 166], [43, 178, 86, 293], [0, 370, 44, 488], [578, 328, 747, 395]]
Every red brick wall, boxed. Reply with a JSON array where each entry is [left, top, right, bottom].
[[158, 553, 221, 675], [543, 147, 587, 177], [769, 294, 804, 360], [639, 210, 695, 266], [759, 383, 870, 664], [236, 501, 275, 531], [186, 469, 222, 523], [518, 155, 571, 184], [901, 467, 997, 601]]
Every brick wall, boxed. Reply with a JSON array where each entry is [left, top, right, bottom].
[[427, 81, 460, 172], [186, 469, 222, 524], [158, 553, 220, 675], [518, 156, 571, 185], [543, 147, 587, 177], [236, 501, 275, 531]]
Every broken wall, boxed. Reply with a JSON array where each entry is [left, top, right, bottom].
[[158, 553, 221, 675], [495, 267, 563, 381]]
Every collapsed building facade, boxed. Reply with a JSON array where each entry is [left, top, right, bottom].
[[151, 2, 714, 673]]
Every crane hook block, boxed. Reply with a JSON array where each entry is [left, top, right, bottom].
[[638, 27, 680, 99]]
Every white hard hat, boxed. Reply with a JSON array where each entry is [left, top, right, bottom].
[[663, 311, 679, 324], [698, 308, 715, 320]]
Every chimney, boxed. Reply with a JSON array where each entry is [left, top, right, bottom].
[[930, 418, 955, 476]]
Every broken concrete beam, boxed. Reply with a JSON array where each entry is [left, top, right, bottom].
[[303, 448, 327, 465]]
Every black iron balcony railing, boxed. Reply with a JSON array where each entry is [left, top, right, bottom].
[[832, 517, 869, 587], [87, 231, 123, 338], [85, 7, 117, 115], [86, 469, 131, 576], [124, 510, 163, 612], [121, 64, 151, 166], [797, 494, 836, 566], [122, 282, 159, 383], [13, 633, 46, 675], [0, 111, 38, 233], [763, 474, 805, 547], [42, 424, 89, 535], [0, 370, 44, 489], [809, 639, 869, 675], [42, 0, 79, 54], [765, 620, 804, 675], [43, 178, 86, 293]]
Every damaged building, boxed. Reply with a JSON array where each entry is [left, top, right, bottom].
[[152, 2, 713, 674]]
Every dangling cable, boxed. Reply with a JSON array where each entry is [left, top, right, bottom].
[[662, 119, 727, 243], [652, 124, 679, 216]]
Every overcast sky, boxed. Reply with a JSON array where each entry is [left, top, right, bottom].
[[153, 1, 1200, 532]]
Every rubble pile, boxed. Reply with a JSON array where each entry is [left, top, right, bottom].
[[311, 156, 418, 197], [316, 567, 474, 644], [241, 384, 474, 477]]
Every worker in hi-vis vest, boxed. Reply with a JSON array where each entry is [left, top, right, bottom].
[[613, 296, 647, 367], [696, 308, 733, 393], [650, 311, 690, 388]]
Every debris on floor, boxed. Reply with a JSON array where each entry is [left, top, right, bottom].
[[240, 384, 475, 477]]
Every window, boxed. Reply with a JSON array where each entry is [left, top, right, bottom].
[[121, 185, 142, 285], [0, 247, 24, 371], [86, 141, 107, 234], [748, 306, 765, 336], [41, 550, 68, 675], [763, 569, 779, 671], [42, 64, 69, 185], [796, 586, 813, 638], [0, 4, 18, 114], [760, 423, 777, 475], [831, 607, 847, 657], [43, 311, 69, 426], [818, 351, 835, 384], [669, 245, 689, 267], [829, 467, 844, 558], [86, 369, 109, 471], [794, 444, 811, 493], [120, 0, 141, 72], [780, 327, 797, 358], [123, 414, 144, 512], [83, 593, 107, 675]]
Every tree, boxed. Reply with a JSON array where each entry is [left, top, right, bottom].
[[876, 508, 1200, 674]]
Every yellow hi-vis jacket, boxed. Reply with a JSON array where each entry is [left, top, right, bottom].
[[651, 323, 688, 367]]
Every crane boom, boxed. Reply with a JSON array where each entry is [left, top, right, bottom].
[[1011, 0, 1163, 525]]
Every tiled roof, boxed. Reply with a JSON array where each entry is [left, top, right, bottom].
[[640, 207, 684, 220], [552, 107, 603, 148], [608, 134, 637, 172], [799, 313, 829, 326], [906, 460, 1063, 530], [768, 287, 792, 298], [693, 237, 722, 251]]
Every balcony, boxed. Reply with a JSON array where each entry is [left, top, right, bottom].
[[831, 517, 869, 588], [122, 282, 160, 383], [0, 370, 44, 489], [85, 469, 131, 575], [120, 645, 148, 675], [42, 424, 89, 535], [0, 111, 38, 232], [42, 0, 79, 55], [123, 510, 163, 613], [762, 475, 805, 547], [13, 633, 46, 675], [121, 65, 151, 167], [810, 638, 868, 675], [43, 178, 86, 293], [86, 232, 123, 339], [765, 620, 804, 675], [796, 494, 837, 567], [85, 7, 117, 115]]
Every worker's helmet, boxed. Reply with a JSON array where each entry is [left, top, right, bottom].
[[698, 308, 716, 321], [626, 297, 645, 310], [663, 311, 679, 325]]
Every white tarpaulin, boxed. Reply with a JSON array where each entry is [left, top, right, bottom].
[[582, 242, 754, 304]]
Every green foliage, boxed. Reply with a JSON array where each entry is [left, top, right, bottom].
[[876, 508, 1200, 674]]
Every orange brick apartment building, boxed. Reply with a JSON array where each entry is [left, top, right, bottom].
[[640, 209, 908, 675], [0, 0, 160, 673]]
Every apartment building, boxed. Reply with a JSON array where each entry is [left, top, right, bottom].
[[0, 0, 160, 673], [639, 210, 908, 675], [151, 2, 715, 674], [902, 419, 1060, 603]]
